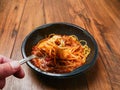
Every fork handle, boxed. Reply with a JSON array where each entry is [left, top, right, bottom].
[[19, 55, 36, 65]]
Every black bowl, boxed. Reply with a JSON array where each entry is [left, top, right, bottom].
[[21, 23, 98, 78]]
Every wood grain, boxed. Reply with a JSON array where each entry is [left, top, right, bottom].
[[43, 0, 113, 89], [3, 0, 45, 90], [0, 1, 26, 90], [0, 0, 120, 90], [80, 1, 120, 89], [0, 0, 26, 57]]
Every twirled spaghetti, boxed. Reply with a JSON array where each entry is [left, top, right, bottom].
[[31, 34, 91, 73]]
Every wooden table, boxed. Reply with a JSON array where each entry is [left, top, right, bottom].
[[0, 0, 120, 90]]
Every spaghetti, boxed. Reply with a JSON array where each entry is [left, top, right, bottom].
[[31, 34, 91, 73]]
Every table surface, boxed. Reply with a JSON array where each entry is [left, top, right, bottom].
[[0, 0, 120, 90]]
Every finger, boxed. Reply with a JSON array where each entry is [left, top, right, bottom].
[[0, 78, 6, 89], [0, 61, 20, 79], [0, 55, 11, 64], [14, 67, 25, 78]]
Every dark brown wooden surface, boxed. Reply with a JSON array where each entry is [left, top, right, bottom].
[[0, 0, 120, 90]]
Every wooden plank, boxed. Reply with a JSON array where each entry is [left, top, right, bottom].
[[0, 1, 27, 90], [0, 0, 26, 57], [0, 0, 27, 90], [3, 0, 45, 90], [43, 0, 72, 23], [103, 0, 120, 29], [81, 0, 120, 89], [0, 0, 11, 32]]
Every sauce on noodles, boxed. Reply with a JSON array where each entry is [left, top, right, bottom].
[[31, 34, 90, 73]]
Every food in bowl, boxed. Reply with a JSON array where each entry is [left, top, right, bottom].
[[31, 34, 91, 73]]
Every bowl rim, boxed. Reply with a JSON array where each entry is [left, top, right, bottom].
[[21, 22, 98, 78]]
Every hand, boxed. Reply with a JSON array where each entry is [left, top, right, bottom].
[[0, 55, 25, 89]]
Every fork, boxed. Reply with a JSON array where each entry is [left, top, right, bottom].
[[19, 55, 36, 65]]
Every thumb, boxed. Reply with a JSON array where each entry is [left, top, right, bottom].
[[0, 61, 20, 79]]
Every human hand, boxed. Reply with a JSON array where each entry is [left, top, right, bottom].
[[0, 55, 25, 89]]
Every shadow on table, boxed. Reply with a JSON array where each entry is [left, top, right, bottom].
[[30, 61, 99, 90], [37, 73, 88, 90]]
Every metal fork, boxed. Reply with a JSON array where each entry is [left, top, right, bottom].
[[19, 55, 36, 65]]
